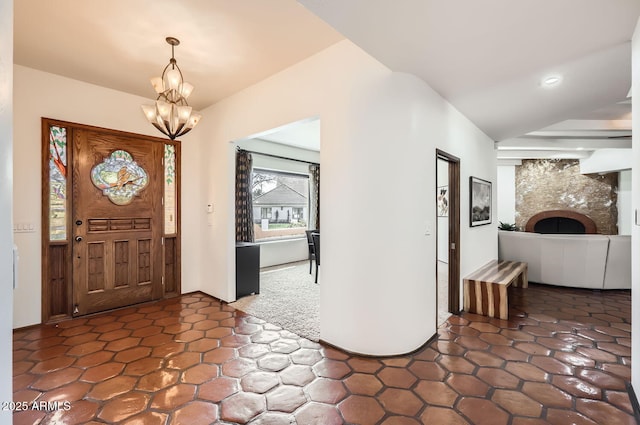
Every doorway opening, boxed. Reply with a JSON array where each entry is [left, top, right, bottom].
[[231, 117, 321, 341], [436, 149, 461, 327]]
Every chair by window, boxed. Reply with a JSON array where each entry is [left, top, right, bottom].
[[305, 229, 318, 274], [311, 232, 320, 284]]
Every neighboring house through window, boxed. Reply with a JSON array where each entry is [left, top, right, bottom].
[[252, 168, 309, 241]]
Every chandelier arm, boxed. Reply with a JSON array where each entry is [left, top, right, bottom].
[[174, 65, 185, 92], [160, 62, 173, 82]]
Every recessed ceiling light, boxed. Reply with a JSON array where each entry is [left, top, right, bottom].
[[542, 75, 563, 88]]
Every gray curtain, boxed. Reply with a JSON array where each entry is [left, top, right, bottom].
[[309, 164, 320, 230], [236, 150, 255, 242]]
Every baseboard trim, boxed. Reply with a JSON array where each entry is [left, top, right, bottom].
[[627, 382, 640, 424], [319, 332, 440, 358]]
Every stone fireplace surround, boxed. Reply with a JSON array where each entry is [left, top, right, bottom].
[[515, 159, 618, 235]]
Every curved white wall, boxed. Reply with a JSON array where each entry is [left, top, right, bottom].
[[193, 40, 497, 355]]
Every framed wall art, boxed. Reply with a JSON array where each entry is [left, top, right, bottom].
[[437, 186, 449, 217], [470, 176, 491, 227]]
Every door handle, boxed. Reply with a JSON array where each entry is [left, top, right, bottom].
[[75, 236, 83, 242], [75, 219, 83, 225]]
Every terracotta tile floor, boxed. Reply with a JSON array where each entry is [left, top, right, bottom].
[[13, 284, 635, 424]]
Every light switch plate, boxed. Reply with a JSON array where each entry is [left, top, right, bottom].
[[13, 223, 36, 233]]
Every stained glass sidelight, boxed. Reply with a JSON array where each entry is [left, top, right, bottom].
[[49, 126, 67, 240], [164, 144, 177, 234]]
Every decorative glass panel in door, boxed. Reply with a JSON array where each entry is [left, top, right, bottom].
[[164, 144, 177, 235], [49, 126, 67, 241]]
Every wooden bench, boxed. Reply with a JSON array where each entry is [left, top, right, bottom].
[[463, 260, 528, 320]]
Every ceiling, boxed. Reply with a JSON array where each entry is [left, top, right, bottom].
[[14, 1, 640, 159], [300, 0, 638, 161], [257, 118, 321, 151], [14, 0, 343, 111]]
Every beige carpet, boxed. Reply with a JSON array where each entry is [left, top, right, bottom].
[[229, 261, 320, 341], [230, 260, 449, 341]]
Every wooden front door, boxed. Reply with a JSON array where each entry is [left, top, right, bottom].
[[42, 118, 180, 322], [72, 129, 163, 315]]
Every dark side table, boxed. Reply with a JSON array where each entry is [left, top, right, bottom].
[[236, 242, 260, 298]]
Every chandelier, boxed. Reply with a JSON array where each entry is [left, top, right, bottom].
[[141, 37, 202, 140]]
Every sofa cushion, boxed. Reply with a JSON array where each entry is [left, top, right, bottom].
[[539, 235, 609, 289], [498, 231, 542, 283], [603, 235, 631, 289]]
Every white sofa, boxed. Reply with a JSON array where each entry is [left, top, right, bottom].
[[498, 231, 631, 290]]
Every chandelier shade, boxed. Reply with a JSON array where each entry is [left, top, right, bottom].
[[142, 37, 201, 140]]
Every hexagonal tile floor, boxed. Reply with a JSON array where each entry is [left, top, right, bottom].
[[13, 284, 634, 424]]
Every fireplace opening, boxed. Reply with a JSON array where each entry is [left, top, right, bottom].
[[525, 210, 597, 234], [534, 217, 585, 234]]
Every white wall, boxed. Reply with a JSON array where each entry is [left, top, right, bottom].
[[0, 0, 14, 419], [631, 16, 640, 393], [12, 65, 203, 327], [259, 238, 309, 268], [618, 170, 632, 235], [237, 137, 320, 167], [192, 40, 497, 355], [437, 158, 449, 263], [497, 165, 516, 226]]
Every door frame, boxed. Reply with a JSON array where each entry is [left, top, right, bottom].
[[436, 149, 461, 315], [41, 118, 181, 323]]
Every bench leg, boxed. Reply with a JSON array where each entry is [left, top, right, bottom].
[[498, 283, 509, 320], [466, 280, 512, 320], [464, 280, 487, 316], [511, 268, 528, 289]]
